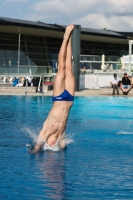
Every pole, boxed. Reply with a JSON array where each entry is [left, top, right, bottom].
[[72, 25, 81, 91], [25, 78, 28, 96], [129, 40, 131, 74], [42, 75, 44, 96], [18, 28, 21, 74], [101, 54, 105, 70], [128, 40, 133, 74]]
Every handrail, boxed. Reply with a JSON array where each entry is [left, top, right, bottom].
[[25, 79, 28, 96], [0, 73, 56, 77]]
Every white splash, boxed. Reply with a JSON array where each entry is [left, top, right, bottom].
[[43, 143, 61, 151], [42, 135, 74, 152], [22, 127, 38, 142], [23, 127, 75, 152], [116, 131, 133, 135], [65, 138, 74, 145]]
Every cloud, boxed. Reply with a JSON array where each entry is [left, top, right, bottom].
[[26, 0, 103, 24], [1, 0, 133, 31], [105, 0, 133, 16], [32, 0, 100, 18], [31, 0, 133, 18], [22, 0, 133, 31], [76, 14, 133, 31]]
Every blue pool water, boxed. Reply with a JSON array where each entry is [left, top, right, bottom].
[[0, 96, 133, 200]]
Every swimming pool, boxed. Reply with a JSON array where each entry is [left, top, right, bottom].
[[0, 96, 133, 199]]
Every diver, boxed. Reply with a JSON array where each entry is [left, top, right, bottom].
[[30, 24, 75, 153]]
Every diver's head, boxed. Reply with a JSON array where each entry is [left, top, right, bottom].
[[46, 133, 58, 147]]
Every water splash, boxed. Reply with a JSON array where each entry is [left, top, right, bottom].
[[42, 134, 74, 152], [43, 143, 61, 151], [23, 127, 74, 152], [22, 127, 38, 142], [116, 131, 133, 135]]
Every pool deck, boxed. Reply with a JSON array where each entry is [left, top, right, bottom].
[[1, 87, 133, 96], [0, 89, 99, 96]]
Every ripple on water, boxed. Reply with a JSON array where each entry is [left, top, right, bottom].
[[0, 96, 133, 199]]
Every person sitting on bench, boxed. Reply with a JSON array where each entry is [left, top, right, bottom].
[[110, 73, 119, 95], [120, 72, 132, 95]]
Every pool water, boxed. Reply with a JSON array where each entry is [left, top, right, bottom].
[[0, 96, 133, 200]]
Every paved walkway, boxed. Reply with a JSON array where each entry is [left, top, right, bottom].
[[0, 89, 98, 96], [44, 90, 101, 96], [1, 89, 133, 97]]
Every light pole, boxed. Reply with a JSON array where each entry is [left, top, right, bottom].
[[128, 39, 133, 74], [101, 54, 105, 70], [18, 28, 21, 74]]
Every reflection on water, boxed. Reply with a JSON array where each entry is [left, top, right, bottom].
[[0, 96, 133, 199], [35, 151, 66, 200]]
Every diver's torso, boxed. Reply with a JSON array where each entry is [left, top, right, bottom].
[[45, 101, 73, 137]]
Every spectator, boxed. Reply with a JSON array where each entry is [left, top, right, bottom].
[[81, 66, 86, 74], [131, 75, 133, 87], [120, 72, 132, 95], [16, 77, 25, 87], [12, 77, 19, 86], [110, 73, 119, 95], [23, 76, 33, 86], [26, 76, 33, 86]]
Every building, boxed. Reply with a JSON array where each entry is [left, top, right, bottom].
[[0, 16, 133, 79]]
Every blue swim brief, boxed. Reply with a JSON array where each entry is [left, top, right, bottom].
[[52, 89, 74, 102]]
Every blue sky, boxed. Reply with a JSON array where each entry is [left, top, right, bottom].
[[0, 0, 133, 31]]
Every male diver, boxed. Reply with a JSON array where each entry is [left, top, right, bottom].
[[30, 24, 75, 153]]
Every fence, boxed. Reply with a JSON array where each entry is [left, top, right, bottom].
[[79, 74, 119, 89], [0, 73, 123, 90]]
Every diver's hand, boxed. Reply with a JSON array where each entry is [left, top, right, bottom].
[[28, 143, 42, 154]]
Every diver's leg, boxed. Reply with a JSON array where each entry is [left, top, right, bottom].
[[65, 28, 75, 96], [53, 25, 74, 96]]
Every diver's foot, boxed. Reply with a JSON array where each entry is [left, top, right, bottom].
[[64, 24, 74, 40]]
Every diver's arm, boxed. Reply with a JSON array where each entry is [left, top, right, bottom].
[[30, 118, 59, 154], [59, 132, 66, 150], [30, 121, 49, 154], [30, 129, 46, 154]]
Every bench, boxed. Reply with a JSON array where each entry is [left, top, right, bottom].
[[99, 87, 133, 95]]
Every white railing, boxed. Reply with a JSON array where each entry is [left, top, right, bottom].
[[80, 74, 122, 89], [0, 73, 123, 90]]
